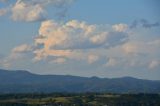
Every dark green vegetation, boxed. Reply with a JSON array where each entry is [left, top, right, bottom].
[[0, 93, 160, 106], [0, 69, 160, 93]]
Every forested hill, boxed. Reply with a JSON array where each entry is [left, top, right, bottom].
[[0, 69, 160, 93]]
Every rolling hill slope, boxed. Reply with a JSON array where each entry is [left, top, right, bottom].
[[0, 69, 160, 93]]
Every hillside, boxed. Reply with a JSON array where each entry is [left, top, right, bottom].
[[0, 69, 160, 93]]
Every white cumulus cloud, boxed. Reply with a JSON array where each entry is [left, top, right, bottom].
[[11, 0, 46, 22], [112, 23, 128, 32], [0, 0, 75, 22], [34, 20, 128, 61]]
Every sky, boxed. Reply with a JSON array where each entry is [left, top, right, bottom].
[[0, 0, 160, 80]]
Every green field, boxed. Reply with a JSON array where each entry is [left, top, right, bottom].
[[0, 93, 160, 106]]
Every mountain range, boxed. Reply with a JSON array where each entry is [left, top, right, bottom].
[[0, 69, 160, 93]]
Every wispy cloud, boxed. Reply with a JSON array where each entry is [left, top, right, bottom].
[[0, 0, 9, 3], [0, 8, 9, 16], [130, 19, 160, 29], [88, 54, 99, 64], [149, 60, 160, 70], [12, 44, 32, 53]]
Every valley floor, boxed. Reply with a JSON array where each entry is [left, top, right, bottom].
[[0, 93, 160, 106]]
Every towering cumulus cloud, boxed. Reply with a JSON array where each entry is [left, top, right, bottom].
[[33, 20, 128, 61]]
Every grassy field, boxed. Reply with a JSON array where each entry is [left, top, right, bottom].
[[0, 93, 160, 106]]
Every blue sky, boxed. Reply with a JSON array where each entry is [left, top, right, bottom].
[[0, 0, 160, 80]]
